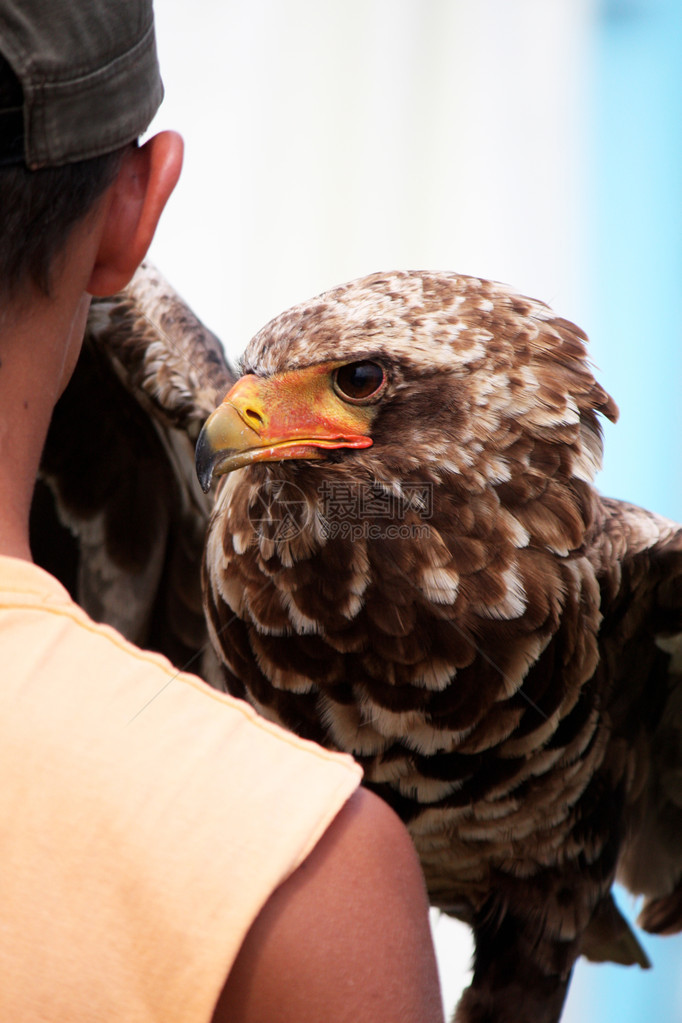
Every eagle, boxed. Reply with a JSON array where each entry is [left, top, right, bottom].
[[35, 264, 682, 1023]]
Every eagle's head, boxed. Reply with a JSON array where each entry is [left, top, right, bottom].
[[196, 271, 619, 778], [196, 271, 616, 557]]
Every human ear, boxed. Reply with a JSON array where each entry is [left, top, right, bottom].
[[87, 130, 183, 297]]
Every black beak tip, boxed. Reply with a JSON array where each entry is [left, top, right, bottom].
[[195, 427, 214, 494]]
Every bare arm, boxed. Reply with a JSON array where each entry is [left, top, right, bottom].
[[212, 788, 444, 1023]]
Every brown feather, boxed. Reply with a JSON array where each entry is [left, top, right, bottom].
[[33, 262, 234, 677], [202, 270, 682, 1022]]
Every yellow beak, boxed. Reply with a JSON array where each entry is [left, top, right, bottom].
[[195, 364, 375, 492]]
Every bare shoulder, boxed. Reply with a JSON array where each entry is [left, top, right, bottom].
[[212, 788, 444, 1023]]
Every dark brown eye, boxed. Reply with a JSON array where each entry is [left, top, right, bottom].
[[333, 361, 385, 403]]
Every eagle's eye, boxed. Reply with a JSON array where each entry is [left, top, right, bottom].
[[333, 361, 386, 403]]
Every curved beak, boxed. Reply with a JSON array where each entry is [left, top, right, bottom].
[[195, 366, 375, 493]]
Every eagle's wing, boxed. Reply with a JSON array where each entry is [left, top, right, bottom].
[[592, 498, 682, 935], [32, 262, 234, 678]]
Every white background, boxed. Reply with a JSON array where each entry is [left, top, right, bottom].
[[148, 0, 593, 365]]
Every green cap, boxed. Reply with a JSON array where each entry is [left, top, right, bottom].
[[0, 0, 163, 169]]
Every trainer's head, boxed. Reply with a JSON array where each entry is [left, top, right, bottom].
[[0, 0, 181, 299]]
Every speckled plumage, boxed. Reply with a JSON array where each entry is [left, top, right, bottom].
[[200, 271, 682, 1023], [35, 267, 682, 1023]]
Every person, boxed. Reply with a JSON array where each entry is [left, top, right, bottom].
[[0, 2, 444, 1021]]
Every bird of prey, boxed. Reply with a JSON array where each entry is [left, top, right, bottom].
[[195, 270, 682, 1023], [33, 262, 234, 682], [35, 265, 682, 1023]]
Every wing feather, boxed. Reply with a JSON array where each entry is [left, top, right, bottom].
[[32, 263, 234, 678], [589, 501, 682, 928]]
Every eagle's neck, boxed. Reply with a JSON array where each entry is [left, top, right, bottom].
[[207, 461, 608, 874]]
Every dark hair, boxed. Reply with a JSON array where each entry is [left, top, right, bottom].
[[0, 54, 126, 299], [0, 151, 125, 299]]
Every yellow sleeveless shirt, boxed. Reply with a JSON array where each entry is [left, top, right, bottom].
[[0, 556, 360, 1022]]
